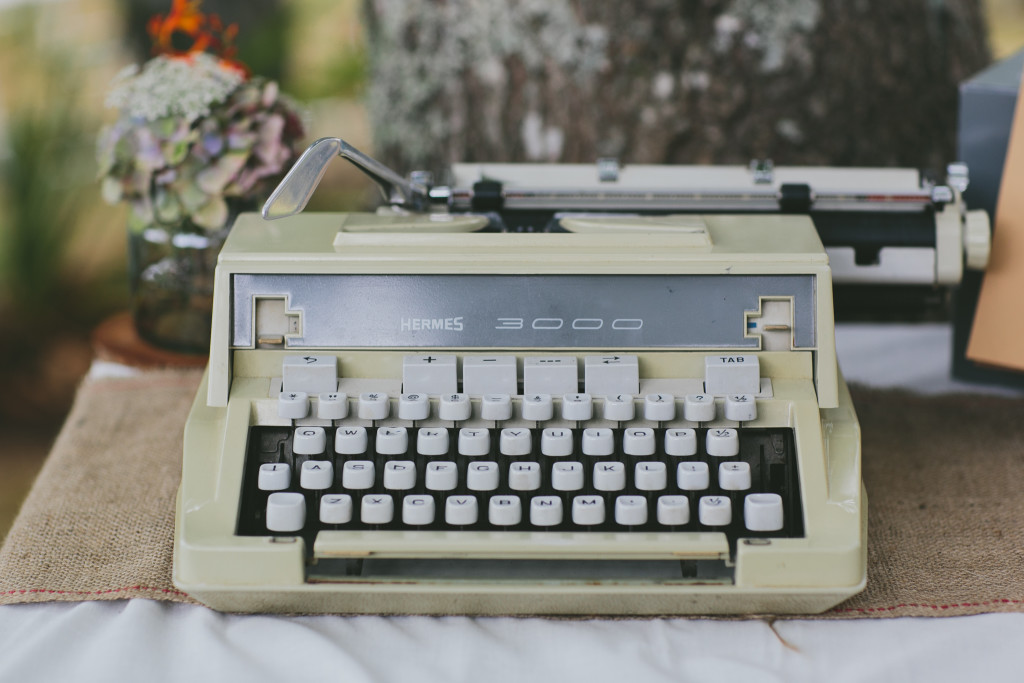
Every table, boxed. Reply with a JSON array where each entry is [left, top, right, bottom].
[[1, 323, 1020, 683]]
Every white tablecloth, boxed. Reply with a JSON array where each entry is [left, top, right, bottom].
[[1, 600, 1021, 682], [2, 323, 1020, 683]]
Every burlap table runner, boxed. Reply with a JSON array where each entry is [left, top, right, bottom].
[[2, 369, 1023, 618]]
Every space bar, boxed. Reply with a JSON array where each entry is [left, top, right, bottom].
[[313, 529, 729, 560]]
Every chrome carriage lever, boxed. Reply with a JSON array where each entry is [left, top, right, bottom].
[[262, 137, 429, 219]]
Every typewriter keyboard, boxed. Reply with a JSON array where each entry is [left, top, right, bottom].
[[237, 423, 803, 544]]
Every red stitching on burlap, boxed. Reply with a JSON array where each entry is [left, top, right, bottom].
[[830, 598, 1024, 614], [6, 588, 1020, 613], [3, 585, 189, 598]]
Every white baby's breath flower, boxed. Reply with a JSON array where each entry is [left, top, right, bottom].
[[106, 53, 244, 123]]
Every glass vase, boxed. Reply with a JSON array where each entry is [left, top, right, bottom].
[[127, 218, 231, 354]]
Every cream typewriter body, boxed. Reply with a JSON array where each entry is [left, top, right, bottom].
[[174, 203, 866, 614]]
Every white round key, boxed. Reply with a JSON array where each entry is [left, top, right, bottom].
[[744, 493, 784, 531], [643, 393, 676, 422], [561, 393, 593, 421], [521, 394, 554, 421], [445, 495, 478, 525], [439, 393, 472, 421], [398, 393, 430, 421], [258, 463, 290, 491], [278, 391, 309, 419], [358, 392, 390, 420], [319, 494, 353, 524], [375, 427, 409, 455], [593, 462, 626, 491], [488, 495, 522, 526], [458, 428, 490, 456], [541, 428, 573, 457], [572, 495, 605, 525], [425, 461, 458, 491], [719, 461, 752, 490], [530, 496, 563, 526], [361, 494, 394, 524], [724, 394, 757, 422], [341, 460, 375, 489], [402, 494, 435, 525], [416, 428, 449, 456], [699, 495, 732, 526], [706, 428, 739, 457], [300, 460, 333, 490], [335, 426, 368, 455], [266, 492, 306, 532], [684, 393, 716, 422], [481, 394, 512, 421], [634, 461, 667, 490], [581, 428, 614, 456], [615, 495, 648, 525], [317, 392, 349, 420], [664, 428, 697, 456], [508, 462, 541, 491], [622, 428, 655, 456], [677, 461, 710, 490], [383, 460, 416, 490], [603, 394, 635, 421], [551, 461, 584, 491], [500, 428, 533, 456], [467, 461, 499, 490], [657, 495, 690, 525], [293, 427, 327, 455]]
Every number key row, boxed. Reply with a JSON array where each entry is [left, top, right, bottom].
[[280, 391, 758, 422], [292, 426, 741, 458]]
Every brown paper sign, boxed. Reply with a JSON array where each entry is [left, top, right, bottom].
[[967, 68, 1024, 373]]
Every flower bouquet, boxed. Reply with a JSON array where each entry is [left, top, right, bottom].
[[97, 0, 305, 352]]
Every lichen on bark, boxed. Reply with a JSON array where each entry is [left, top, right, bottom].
[[364, 0, 990, 178]]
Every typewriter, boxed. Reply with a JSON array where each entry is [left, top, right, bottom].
[[174, 138, 980, 615], [442, 158, 990, 282]]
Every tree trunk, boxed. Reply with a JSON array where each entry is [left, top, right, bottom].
[[363, 0, 990, 178]]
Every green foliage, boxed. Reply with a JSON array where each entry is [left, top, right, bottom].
[[324, 45, 368, 99], [0, 51, 121, 329], [291, 44, 368, 101], [0, 86, 83, 316], [234, 3, 295, 85]]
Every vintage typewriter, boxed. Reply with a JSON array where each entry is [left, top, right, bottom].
[[445, 157, 990, 283], [174, 139, 984, 615]]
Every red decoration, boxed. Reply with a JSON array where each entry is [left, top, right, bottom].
[[146, 0, 248, 76]]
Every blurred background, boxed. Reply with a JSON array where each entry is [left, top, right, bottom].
[[0, 0, 372, 535], [0, 0, 1022, 537]]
